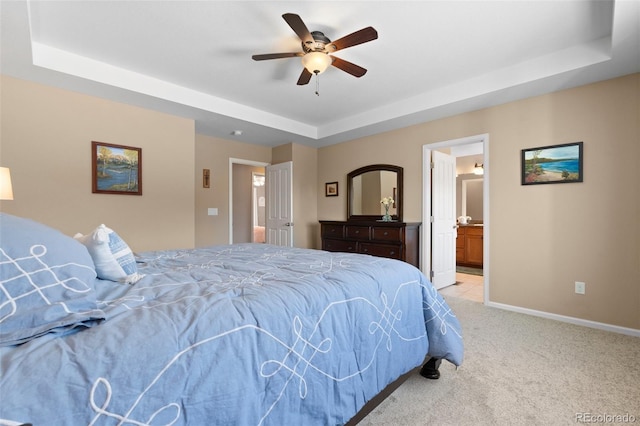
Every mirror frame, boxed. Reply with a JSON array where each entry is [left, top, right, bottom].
[[347, 164, 403, 222]]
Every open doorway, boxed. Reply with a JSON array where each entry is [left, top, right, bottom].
[[229, 158, 269, 244], [252, 172, 266, 243], [422, 134, 489, 304]]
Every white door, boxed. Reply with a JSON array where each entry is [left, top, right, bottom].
[[265, 161, 293, 247], [431, 151, 457, 289]]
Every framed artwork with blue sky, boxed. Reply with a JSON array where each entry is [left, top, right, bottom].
[[521, 142, 583, 185], [92, 141, 142, 195]]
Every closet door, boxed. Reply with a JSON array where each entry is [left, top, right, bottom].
[[265, 161, 293, 247]]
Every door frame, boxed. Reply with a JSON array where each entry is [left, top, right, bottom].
[[228, 158, 270, 244], [422, 133, 490, 304]]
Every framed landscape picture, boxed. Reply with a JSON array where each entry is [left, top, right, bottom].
[[92, 141, 142, 195], [521, 142, 583, 185]]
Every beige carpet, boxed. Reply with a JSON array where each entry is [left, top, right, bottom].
[[360, 296, 640, 425]]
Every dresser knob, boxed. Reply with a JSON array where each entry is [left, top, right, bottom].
[[390, 251, 395, 255], [355, 230, 360, 234], [383, 231, 388, 236]]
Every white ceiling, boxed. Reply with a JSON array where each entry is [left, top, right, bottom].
[[2, 1, 638, 148]]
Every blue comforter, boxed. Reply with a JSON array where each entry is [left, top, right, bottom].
[[1, 243, 463, 425]]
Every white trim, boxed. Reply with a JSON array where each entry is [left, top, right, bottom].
[[422, 133, 490, 304], [487, 301, 640, 337], [228, 158, 270, 244]]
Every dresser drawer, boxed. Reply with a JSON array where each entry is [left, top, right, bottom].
[[371, 226, 402, 242], [321, 223, 344, 239], [359, 242, 402, 260], [323, 238, 357, 253], [345, 225, 370, 240]]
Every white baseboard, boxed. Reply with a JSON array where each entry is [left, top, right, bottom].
[[486, 301, 640, 337]]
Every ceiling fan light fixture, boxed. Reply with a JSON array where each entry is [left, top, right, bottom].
[[301, 52, 332, 74]]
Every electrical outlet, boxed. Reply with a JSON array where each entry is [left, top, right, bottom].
[[575, 281, 586, 295]]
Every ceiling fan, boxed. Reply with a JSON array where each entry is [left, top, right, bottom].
[[252, 13, 378, 86]]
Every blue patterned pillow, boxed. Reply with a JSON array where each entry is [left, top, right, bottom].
[[74, 224, 144, 284], [0, 213, 105, 346]]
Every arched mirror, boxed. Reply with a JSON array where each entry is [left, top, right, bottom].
[[347, 164, 403, 221]]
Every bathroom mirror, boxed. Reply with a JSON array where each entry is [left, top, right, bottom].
[[459, 177, 483, 220], [347, 164, 403, 221]]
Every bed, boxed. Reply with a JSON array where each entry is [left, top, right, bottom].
[[0, 213, 463, 425]]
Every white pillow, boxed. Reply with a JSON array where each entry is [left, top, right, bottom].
[[74, 224, 144, 284]]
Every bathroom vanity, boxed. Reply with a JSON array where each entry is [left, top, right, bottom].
[[456, 225, 483, 268]]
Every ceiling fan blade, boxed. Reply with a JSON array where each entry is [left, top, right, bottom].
[[328, 27, 378, 52], [296, 68, 313, 85], [331, 56, 367, 78], [252, 52, 302, 61], [327, 27, 378, 52], [283, 13, 314, 46]]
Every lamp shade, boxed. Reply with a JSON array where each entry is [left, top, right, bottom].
[[301, 52, 332, 74], [0, 167, 14, 200]]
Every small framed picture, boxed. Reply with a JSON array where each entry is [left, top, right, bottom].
[[325, 181, 338, 197], [92, 141, 142, 195], [203, 169, 210, 188], [521, 142, 583, 185]]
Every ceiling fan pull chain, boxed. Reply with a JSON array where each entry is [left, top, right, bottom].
[[315, 73, 320, 96]]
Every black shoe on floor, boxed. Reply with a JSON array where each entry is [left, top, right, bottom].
[[420, 357, 441, 380]]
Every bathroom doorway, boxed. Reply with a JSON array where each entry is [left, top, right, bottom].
[[229, 159, 268, 244], [422, 134, 489, 304], [252, 172, 266, 243]]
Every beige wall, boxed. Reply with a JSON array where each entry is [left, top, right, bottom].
[[291, 143, 319, 248], [0, 75, 195, 251], [318, 73, 639, 330]]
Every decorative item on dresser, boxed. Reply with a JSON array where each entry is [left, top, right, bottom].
[[320, 221, 421, 268]]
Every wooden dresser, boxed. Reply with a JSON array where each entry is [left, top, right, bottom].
[[320, 221, 421, 268], [456, 225, 483, 267]]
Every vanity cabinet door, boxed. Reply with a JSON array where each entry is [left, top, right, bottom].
[[464, 227, 483, 266], [456, 227, 465, 263]]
